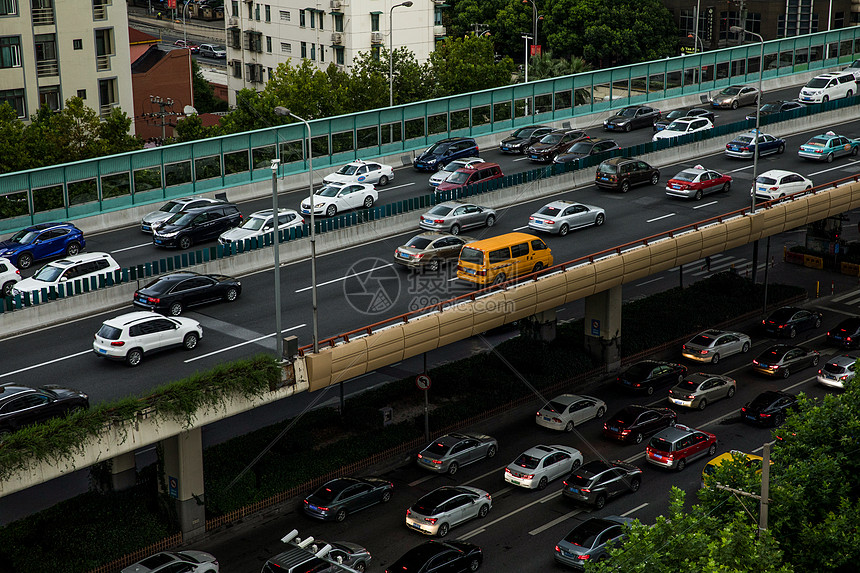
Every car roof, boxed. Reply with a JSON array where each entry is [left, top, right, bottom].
[[653, 425, 697, 442], [0, 384, 34, 401], [416, 486, 471, 506], [548, 394, 586, 406], [575, 460, 613, 477], [522, 445, 559, 457], [543, 200, 578, 208], [758, 169, 796, 178], [827, 355, 857, 367], [23, 222, 77, 232], [602, 156, 640, 165], [182, 203, 236, 213], [438, 200, 476, 208], [102, 311, 174, 328], [41, 252, 114, 267], [150, 271, 201, 282]]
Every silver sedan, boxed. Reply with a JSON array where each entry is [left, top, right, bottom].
[[528, 200, 605, 236], [668, 373, 736, 410], [535, 394, 606, 432], [416, 431, 497, 475], [709, 84, 760, 109], [681, 329, 751, 364], [418, 200, 496, 235]]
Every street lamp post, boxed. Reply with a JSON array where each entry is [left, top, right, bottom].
[[269, 157, 283, 360], [687, 33, 704, 54], [389, 1, 413, 109], [523, 0, 538, 47], [182, 0, 194, 109], [274, 107, 319, 354]]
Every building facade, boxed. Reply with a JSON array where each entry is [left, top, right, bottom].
[[224, 0, 444, 106], [0, 0, 134, 126]]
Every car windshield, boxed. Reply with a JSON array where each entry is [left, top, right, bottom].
[[513, 453, 541, 469], [459, 247, 483, 265], [676, 380, 699, 391], [805, 137, 829, 147], [563, 521, 606, 546], [756, 175, 778, 185], [619, 107, 639, 117], [405, 237, 432, 249], [447, 172, 470, 184], [313, 482, 348, 503], [97, 324, 122, 340], [666, 110, 686, 119], [542, 400, 568, 413], [427, 205, 453, 216], [512, 127, 537, 138], [241, 217, 268, 231], [539, 133, 563, 144], [537, 206, 562, 217], [31, 265, 64, 282], [166, 212, 195, 225], [807, 78, 829, 88], [317, 185, 342, 198], [335, 164, 360, 175], [160, 201, 185, 213], [423, 442, 450, 456], [623, 363, 654, 380], [140, 278, 174, 294], [565, 472, 590, 486], [648, 437, 673, 452], [719, 86, 742, 95], [567, 142, 593, 154], [758, 348, 787, 361], [426, 142, 448, 154], [666, 121, 689, 132], [8, 229, 39, 244], [612, 408, 641, 424], [760, 103, 782, 112], [443, 162, 465, 173], [768, 308, 796, 321], [672, 170, 698, 182], [597, 162, 617, 174], [690, 334, 715, 345], [750, 394, 778, 408]]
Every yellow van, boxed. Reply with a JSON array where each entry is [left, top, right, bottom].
[[456, 232, 553, 286]]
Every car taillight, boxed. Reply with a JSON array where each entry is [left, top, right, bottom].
[[110, 341, 125, 347], [580, 488, 591, 493], [760, 413, 771, 418], [413, 253, 424, 259], [545, 220, 555, 224], [505, 468, 512, 474], [523, 474, 534, 479], [476, 270, 486, 276], [431, 459, 442, 464], [433, 219, 445, 224], [555, 546, 562, 553], [147, 297, 160, 304], [529, 216, 535, 221], [14, 270, 20, 276], [317, 506, 328, 511], [699, 349, 709, 354], [425, 517, 437, 524], [769, 186, 778, 191], [578, 554, 591, 560], [621, 429, 630, 435]]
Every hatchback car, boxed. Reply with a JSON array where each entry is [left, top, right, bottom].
[[504, 444, 583, 490], [394, 233, 475, 272], [527, 200, 605, 236], [526, 129, 589, 162], [615, 360, 687, 395], [652, 117, 714, 142], [709, 84, 760, 109], [665, 165, 732, 200], [725, 131, 786, 159], [798, 131, 860, 162], [817, 355, 856, 389], [413, 137, 479, 171], [0, 222, 85, 270], [826, 317, 860, 348], [93, 311, 203, 367], [302, 476, 393, 522], [415, 431, 497, 475], [668, 373, 736, 410], [553, 516, 633, 569], [762, 306, 822, 338], [646, 424, 718, 471], [133, 272, 241, 316], [217, 208, 303, 246], [428, 157, 485, 188], [418, 201, 496, 235], [535, 394, 606, 432], [752, 344, 820, 378], [141, 196, 225, 233], [153, 203, 243, 249], [0, 257, 20, 296], [12, 252, 120, 297], [300, 182, 377, 218], [654, 107, 714, 131], [121, 550, 219, 573], [603, 105, 660, 131], [561, 460, 642, 509], [746, 100, 803, 120], [602, 405, 678, 444], [753, 170, 813, 201], [499, 125, 553, 154], [681, 329, 751, 363], [384, 541, 482, 573], [0, 384, 89, 441], [595, 157, 660, 193], [553, 138, 620, 165], [323, 159, 394, 186], [741, 390, 798, 426], [405, 486, 492, 537]]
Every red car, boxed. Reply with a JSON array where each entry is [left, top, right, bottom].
[[645, 424, 717, 471], [174, 39, 199, 54], [665, 165, 732, 201]]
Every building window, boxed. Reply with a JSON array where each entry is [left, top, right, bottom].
[[678, 8, 693, 36], [310, 10, 315, 28], [333, 13, 343, 32], [0, 88, 25, 118], [434, 7, 442, 26], [834, 11, 845, 29], [300, 41, 306, 58], [266, 36, 271, 52], [318, 11, 323, 30], [268, 67, 273, 81], [231, 60, 242, 78], [39, 85, 60, 111], [718, 11, 739, 40], [335, 46, 344, 65], [0, 0, 17, 16], [0, 36, 21, 68], [34, 33, 58, 76], [254, 4, 259, 21], [77, 89, 86, 99], [98, 78, 117, 111], [228, 27, 240, 48], [744, 12, 761, 35], [310, 43, 315, 60], [281, 42, 291, 53], [73, 38, 82, 50], [265, 4, 270, 22], [320, 45, 324, 62], [279, 9, 289, 21], [299, 9, 305, 27], [371, 45, 380, 60], [370, 13, 379, 32], [232, 0, 238, 17]]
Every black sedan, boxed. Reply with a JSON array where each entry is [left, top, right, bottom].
[[133, 271, 242, 316], [302, 476, 393, 522], [616, 360, 687, 395], [826, 317, 860, 348], [385, 541, 482, 573], [741, 390, 798, 426], [752, 345, 820, 378], [553, 138, 620, 165], [498, 124, 553, 154], [602, 405, 678, 444], [0, 384, 89, 440], [603, 105, 661, 132], [762, 306, 823, 338], [654, 107, 714, 131], [745, 100, 803, 121]]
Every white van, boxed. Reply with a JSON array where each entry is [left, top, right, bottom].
[[798, 71, 857, 103], [13, 252, 120, 296]]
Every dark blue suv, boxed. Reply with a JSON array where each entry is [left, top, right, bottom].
[[0, 222, 86, 269], [413, 137, 479, 172]]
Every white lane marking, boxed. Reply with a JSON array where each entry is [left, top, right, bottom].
[[385, 182, 415, 191], [842, 295, 860, 306], [491, 486, 514, 497], [408, 475, 436, 487], [294, 264, 394, 292], [111, 242, 153, 253], [0, 350, 91, 379], [809, 160, 860, 177], [832, 288, 860, 302], [463, 465, 508, 486], [184, 324, 306, 363], [456, 489, 563, 540], [513, 157, 530, 162], [646, 213, 676, 223], [816, 305, 860, 317], [729, 164, 755, 172], [529, 508, 583, 536], [636, 277, 664, 287], [693, 201, 718, 210], [512, 225, 530, 231], [621, 503, 649, 517]]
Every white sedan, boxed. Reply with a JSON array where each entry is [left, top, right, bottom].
[[322, 160, 394, 186], [504, 444, 583, 490], [535, 394, 606, 431], [652, 117, 714, 142], [300, 182, 378, 217], [753, 169, 813, 201]]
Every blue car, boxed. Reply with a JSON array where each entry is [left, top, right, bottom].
[[798, 131, 860, 162], [413, 137, 479, 172], [0, 222, 86, 270], [724, 131, 785, 159]]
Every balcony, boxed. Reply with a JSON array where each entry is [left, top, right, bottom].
[[96, 54, 111, 71], [370, 32, 384, 44], [93, 2, 108, 20], [99, 103, 116, 117], [32, 7, 55, 26], [434, 25, 446, 37], [36, 59, 59, 77]]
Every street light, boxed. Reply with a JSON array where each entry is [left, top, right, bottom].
[[730, 25, 763, 216], [687, 33, 704, 54], [389, 1, 413, 108], [182, 1, 194, 109], [523, 0, 538, 48], [274, 106, 319, 354], [268, 157, 283, 361]]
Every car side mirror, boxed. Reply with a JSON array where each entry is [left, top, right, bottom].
[[59, 276, 67, 282]]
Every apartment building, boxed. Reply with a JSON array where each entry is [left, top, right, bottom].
[[0, 0, 133, 126], [224, 0, 445, 106]]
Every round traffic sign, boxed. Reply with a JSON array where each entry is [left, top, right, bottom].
[[415, 374, 431, 390]]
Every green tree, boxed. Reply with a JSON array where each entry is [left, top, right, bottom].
[[173, 112, 221, 143], [0, 104, 31, 174], [191, 59, 228, 114], [428, 34, 515, 96], [526, 51, 591, 81], [98, 107, 143, 156]]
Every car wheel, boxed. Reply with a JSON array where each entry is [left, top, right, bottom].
[[814, 317, 822, 328], [826, 153, 834, 163], [2, 281, 15, 297], [335, 508, 347, 522], [625, 123, 632, 132], [532, 262, 544, 273], [65, 241, 81, 256], [436, 522, 450, 537], [595, 213, 605, 226], [630, 477, 641, 493], [698, 398, 708, 411], [694, 189, 703, 201], [378, 490, 392, 504], [564, 421, 574, 432], [677, 458, 687, 471], [848, 90, 854, 98], [778, 143, 785, 154], [812, 355, 820, 366], [354, 562, 366, 573], [596, 406, 606, 418], [782, 368, 790, 379], [621, 180, 630, 193], [125, 348, 143, 367], [169, 301, 183, 316], [722, 182, 731, 193], [711, 353, 720, 365], [478, 504, 490, 518], [742, 342, 750, 353], [326, 204, 337, 217], [486, 215, 496, 227], [178, 235, 193, 250], [450, 223, 461, 235], [468, 558, 480, 572], [595, 494, 606, 510], [447, 461, 459, 476], [559, 223, 569, 236], [634, 433, 643, 444], [774, 413, 785, 427], [225, 287, 239, 302], [537, 476, 548, 490], [727, 386, 736, 398], [852, 147, 859, 157], [428, 259, 440, 272], [378, 175, 389, 186], [731, 100, 739, 110], [570, 459, 581, 471], [491, 273, 506, 285], [646, 385, 655, 396], [708, 443, 717, 456], [650, 173, 659, 186], [486, 445, 497, 458], [823, 95, 830, 103], [183, 332, 199, 350], [16, 252, 33, 270], [363, 196, 374, 209]]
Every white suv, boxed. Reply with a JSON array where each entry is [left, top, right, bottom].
[[798, 71, 857, 103], [218, 208, 303, 246], [93, 311, 202, 367], [0, 257, 20, 296], [652, 117, 714, 142], [13, 252, 120, 296], [198, 44, 226, 58]]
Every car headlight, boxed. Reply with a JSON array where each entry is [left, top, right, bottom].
[[426, 158, 437, 164], [157, 229, 180, 238], [315, 202, 326, 208]]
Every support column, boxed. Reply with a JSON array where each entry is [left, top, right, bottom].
[[583, 286, 622, 370], [521, 309, 557, 342], [161, 427, 205, 540], [110, 451, 137, 491]]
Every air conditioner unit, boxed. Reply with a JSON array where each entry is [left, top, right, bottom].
[[331, 32, 343, 44], [330, 0, 342, 9], [371, 32, 383, 44], [228, 16, 238, 26]]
